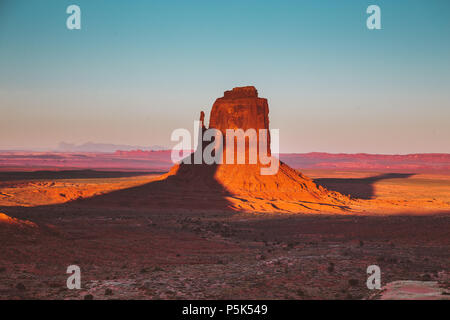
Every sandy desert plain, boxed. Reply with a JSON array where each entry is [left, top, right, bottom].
[[0, 162, 449, 300]]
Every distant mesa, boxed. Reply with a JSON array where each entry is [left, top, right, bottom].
[[57, 142, 166, 153]]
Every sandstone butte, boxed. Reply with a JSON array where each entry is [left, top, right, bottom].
[[76, 86, 349, 213], [143, 87, 349, 212]]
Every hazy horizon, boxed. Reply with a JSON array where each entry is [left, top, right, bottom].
[[1, 0, 449, 153], [1, 141, 450, 156]]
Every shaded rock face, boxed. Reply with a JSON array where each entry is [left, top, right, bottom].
[[208, 86, 270, 153]]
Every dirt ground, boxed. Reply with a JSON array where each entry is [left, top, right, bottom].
[[0, 169, 449, 299]]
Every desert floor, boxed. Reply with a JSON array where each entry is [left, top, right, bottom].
[[0, 169, 449, 299]]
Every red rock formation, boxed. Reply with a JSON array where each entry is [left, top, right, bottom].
[[159, 86, 348, 212], [83, 86, 348, 213], [209, 86, 270, 154]]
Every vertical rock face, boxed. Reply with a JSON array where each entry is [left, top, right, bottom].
[[208, 86, 270, 152]]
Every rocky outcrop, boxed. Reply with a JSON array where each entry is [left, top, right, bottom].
[[160, 86, 348, 212], [0, 213, 36, 228], [223, 86, 258, 99], [208, 86, 270, 153]]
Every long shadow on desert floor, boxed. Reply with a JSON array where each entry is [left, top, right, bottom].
[[0, 163, 236, 223], [314, 173, 415, 200]]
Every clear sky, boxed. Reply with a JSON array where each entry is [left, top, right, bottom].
[[1, 0, 449, 153]]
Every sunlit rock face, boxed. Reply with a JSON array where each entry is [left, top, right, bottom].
[[209, 86, 269, 133], [208, 86, 270, 153], [168, 86, 344, 208]]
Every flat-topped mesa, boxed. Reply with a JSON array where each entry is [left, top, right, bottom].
[[223, 86, 258, 99], [208, 86, 270, 157]]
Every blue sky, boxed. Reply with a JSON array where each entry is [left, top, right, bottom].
[[0, 0, 449, 153]]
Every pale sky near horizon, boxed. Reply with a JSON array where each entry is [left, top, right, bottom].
[[0, 0, 449, 154]]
